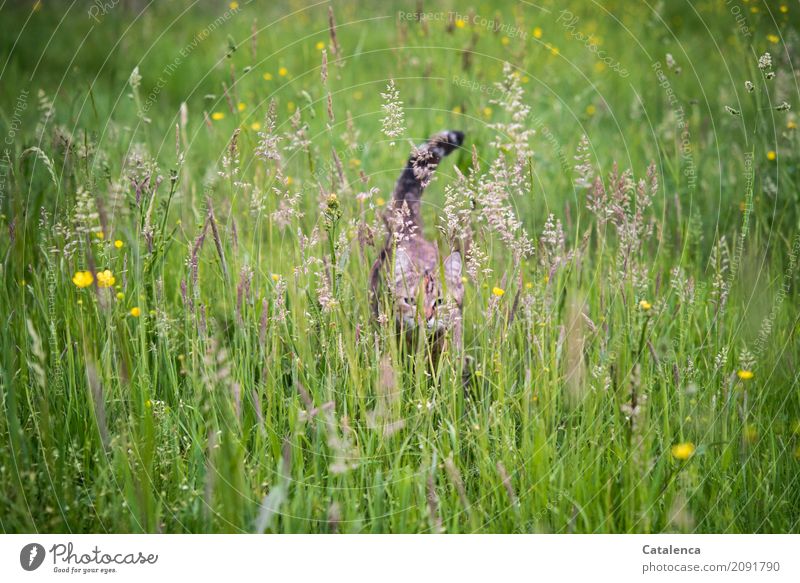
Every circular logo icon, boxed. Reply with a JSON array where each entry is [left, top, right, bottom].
[[20, 543, 46, 571]]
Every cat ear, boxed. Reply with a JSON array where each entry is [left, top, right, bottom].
[[394, 248, 415, 285], [443, 251, 462, 282]]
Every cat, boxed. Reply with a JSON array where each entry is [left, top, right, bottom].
[[369, 130, 465, 356]]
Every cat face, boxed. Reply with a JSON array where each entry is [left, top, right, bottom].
[[393, 250, 463, 331]]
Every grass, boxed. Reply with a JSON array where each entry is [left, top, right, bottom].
[[1, 0, 799, 533]]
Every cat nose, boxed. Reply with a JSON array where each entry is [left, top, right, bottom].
[[425, 305, 435, 320]]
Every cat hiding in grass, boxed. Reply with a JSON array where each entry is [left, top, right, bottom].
[[369, 130, 466, 357]]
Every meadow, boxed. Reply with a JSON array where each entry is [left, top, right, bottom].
[[1, 0, 799, 533]]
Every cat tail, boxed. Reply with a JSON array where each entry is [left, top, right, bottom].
[[389, 130, 464, 231]]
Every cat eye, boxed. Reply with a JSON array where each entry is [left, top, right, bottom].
[[403, 297, 416, 305]]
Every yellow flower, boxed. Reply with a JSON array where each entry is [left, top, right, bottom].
[[452, 105, 462, 114], [501, 36, 510, 46], [780, 5, 788, 13], [229, 1, 239, 9], [639, 299, 652, 311], [549, 45, 560, 56], [72, 271, 94, 288], [492, 287, 505, 297], [315, 41, 325, 50], [767, 34, 780, 44], [671, 442, 696, 460], [533, 26, 542, 39], [525, 282, 533, 289], [271, 273, 281, 282], [278, 66, 288, 77], [737, 369, 754, 380], [376, 197, 385, 206], [116, 292, 124, 300], [287, 101, 296, 112], [262, 72, 273, 81], [285, 176, 293, 185], [594, 61, 607, 73], [96, 269, 116, 288], [237, 102, 246, 112], [455, 19, 465, 29], [788, 120, 797, 130], [482, 107, 493, 118], [248, 122, 260, 131], [767, 150, 776, 161], [461, 276, 468, 284], [211, 112, 225, 121], [586, 104, 596, 116], [95, 231, 104, 240], [129, 307, 141, 317], [750, 6, 758, 13]]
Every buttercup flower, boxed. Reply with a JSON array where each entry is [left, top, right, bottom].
[[492, 287, 505, 297], [767, 150, 776, 161], [671, 442, 696, 461], [72, 271, 94, 288], [114, 239, 124, 249], [737, 370, 754, 380], [211, 112, 225, 121], [278, 67, 288, 77], [129, 307, 141, 317], [639, 299, 652, 311], [96, 269, 116, 288]]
